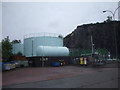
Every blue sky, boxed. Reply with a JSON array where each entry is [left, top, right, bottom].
[[1, 2, 119, 42]]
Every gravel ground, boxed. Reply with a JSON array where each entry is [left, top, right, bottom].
[[2, 63, 119, 88]]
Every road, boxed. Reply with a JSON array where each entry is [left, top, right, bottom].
[[2, 64, 119, 88]]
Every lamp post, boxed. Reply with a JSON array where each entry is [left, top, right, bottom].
[[103, 6, 120, 21], [103, 6, 120, 60], [103, 10, 114, 20]]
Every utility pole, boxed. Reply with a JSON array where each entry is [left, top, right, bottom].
[[103, 6, 120, 60], [91, 35, 94, 56]]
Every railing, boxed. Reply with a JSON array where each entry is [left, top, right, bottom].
[[24, 32, 63, 39]]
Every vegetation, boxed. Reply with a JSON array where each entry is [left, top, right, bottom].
[[2, 36, 13, 62], [11, 39, 21, 44], [16, 51, 23, 56], [69, 48, 108, 57]]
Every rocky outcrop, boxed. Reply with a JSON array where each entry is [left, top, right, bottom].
[[64, 21, 120, 58]]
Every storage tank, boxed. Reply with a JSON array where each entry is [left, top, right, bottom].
[[12, 43, 24, 55], [24, 33, 65, 57], [36, 46, 69, 56]]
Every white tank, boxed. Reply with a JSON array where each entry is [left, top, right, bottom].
[[24, 33, 64, 57], [12, 43, 24, 55], [36, 46, 69, 56]]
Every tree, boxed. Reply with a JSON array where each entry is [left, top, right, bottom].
[[16, 52, 23, 56], [106, 16, 112, 22], [12, 39, 21, 44], [2, 36, 13, 62]]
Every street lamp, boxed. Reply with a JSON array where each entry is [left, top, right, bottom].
[[103, 5, 120, 21], [103, 10, 114, 20], [103, 6, 120, 60]]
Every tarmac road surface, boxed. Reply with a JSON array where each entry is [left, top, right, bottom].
[[2, 65, 119, 88]]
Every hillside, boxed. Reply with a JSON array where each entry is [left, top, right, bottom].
[[64, 21, 120, 58]]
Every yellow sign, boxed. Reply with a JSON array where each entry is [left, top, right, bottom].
[[80, 58, 84, 64]]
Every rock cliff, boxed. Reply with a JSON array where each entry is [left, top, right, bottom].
[[64, 21, 120, 58]]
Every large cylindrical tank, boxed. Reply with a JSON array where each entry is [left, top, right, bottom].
[[12, 43, 24, 55], [24, 33, 64, 57], [36, 46, 69, 56]]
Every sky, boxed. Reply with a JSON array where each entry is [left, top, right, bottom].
[[1, 1, 119, 42]]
